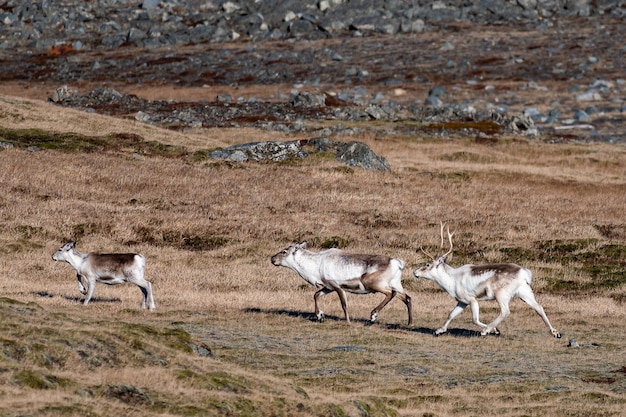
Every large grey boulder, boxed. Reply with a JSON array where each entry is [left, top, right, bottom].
[[210, 137, 391, 171]]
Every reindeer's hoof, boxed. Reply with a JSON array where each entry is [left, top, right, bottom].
[[482, 327, 500, 336], [370, 312, 379, 323], [434, 329, 447, 337], [553, 331, 562, 339], [316, 312, 325, 322]]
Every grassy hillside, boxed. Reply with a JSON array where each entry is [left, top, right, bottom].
[[0, 95, 624, 416]]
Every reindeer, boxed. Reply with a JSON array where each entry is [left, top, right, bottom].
[[413, 224, 560, 338], [271, 242, 413, 325], [51, 241, 156, 310]]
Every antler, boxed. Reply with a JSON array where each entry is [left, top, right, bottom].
[[439, 221, 446, 249], [441, 223, 454, 259], [420, 245, 436, 261], [420, 221, 453, 261]]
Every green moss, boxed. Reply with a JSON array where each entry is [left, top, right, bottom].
[[104, 384, 151, 405], [436, 171, 471, 181], [500, 246, 538, 263], [13, 370, 72, 390], [307, 150, 337, 162], [536, 238, 601, 258], [0, 127, 186, 157], [152, 229, 234, 251], [320, 236, 350, 249], [439, 151, 485, 163], [120, 323, 192, 353], [537, 240, 625, 294], [14, 225, 45, 239], [316, 236, 351, 249], [354, 397, 398, 417], [206, 371, 251, 393], [0, 239, 46, 254], [330, 165, 355, 174], [593, 223, 626, 239], [1, 338, 28, 362], [325, 404, 349, 417], [425, 120, 503, 135], [175, 369, 251, 393], [40, 404, 94, 416], [164, 404, 207, 417], [215, 398, 256, 416], [72, 222, 103, 239]]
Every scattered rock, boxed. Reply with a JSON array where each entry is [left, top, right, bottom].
[[105, 385, 151, 405], [1, 1, 622, 51], [574, 110, 591, 122], [331, 345, 365, 352], [7, 0, 619, 145], [50, 87, 539, 142], [290, 91, 327, 108], [209, 137, 391, 171], [210, 140, 307, 163], [50, 85, 77, 103], [335, 141, 390, 172]]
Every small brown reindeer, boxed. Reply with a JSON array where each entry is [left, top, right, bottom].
[[52, 241, 156, 310]]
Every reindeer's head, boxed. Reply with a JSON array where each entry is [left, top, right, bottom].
[[271, 242, 307, 267], [413, 223, 454, 281], [52, 241, 77, 262]]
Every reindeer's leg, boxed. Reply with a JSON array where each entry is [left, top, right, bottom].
[[518, 285, 561, 338], [437, 302, 467, 335], [335, 287, 351, 324], [468, 299, 492, 335], [313, 287, 333, 322], [139, 286, 148, 309], [398, 292, 413, 326], [369, 289, 395, 323], [76, 274, 87, 295], [128, 269, 156, 311], [145, 281, 156, 311], [133, 279, 155, 310], [483, 295, 510, 336], [83, 276, 96, 305]]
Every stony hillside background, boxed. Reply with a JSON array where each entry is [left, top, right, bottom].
[[1, 0, 625, 145]]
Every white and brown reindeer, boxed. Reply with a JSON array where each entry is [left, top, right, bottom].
[[52, 241, 156, 310], [271, 242, 413, 325], [413, 224, 560, 338]]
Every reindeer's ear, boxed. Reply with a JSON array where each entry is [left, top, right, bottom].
[[299, 242, 308, 249], [441, 255, 448, 263], [71, 241, 77, 248]]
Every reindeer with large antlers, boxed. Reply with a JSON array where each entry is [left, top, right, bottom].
[[413, 223, 560, 338]]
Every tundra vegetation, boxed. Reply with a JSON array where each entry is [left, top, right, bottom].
[[0, 95, 625, 416]]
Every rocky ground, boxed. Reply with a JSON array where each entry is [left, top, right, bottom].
[[1, 0, 625, 143]]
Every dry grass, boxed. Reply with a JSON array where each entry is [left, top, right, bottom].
[[0, 95, 625, 416]]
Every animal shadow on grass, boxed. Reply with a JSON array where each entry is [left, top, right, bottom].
[[437, 328, 487, 338], [62, 294, 122, 305], [387, 323, 487, 338], [34, 290, 122, 305], [244, 309, 489, 336], [245, 307, 372, 325]]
